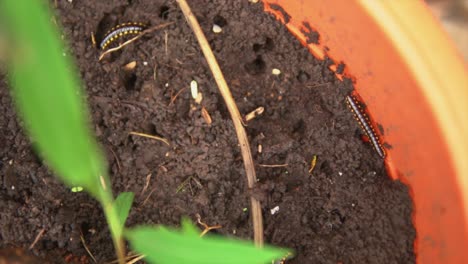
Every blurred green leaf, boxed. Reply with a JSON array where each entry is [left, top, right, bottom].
[[0, 0, 106, 198], [115, 192, 134, 231], [126, 219, 288, 264], [180, 217, 200, 237]]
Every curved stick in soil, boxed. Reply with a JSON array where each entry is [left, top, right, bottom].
[[176, 0, 264, 246]]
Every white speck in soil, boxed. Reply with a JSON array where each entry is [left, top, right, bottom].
[[270, 206, 280, 215], [272, 68, 281, 75], [212, 24, 222, 33], [190, 80, 198, 99]]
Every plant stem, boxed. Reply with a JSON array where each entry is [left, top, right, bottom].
[[101, 191, 126, 264]]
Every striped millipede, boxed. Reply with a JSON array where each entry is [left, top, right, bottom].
[[99, 22, 147, 50], [346, 95, 386, 158]]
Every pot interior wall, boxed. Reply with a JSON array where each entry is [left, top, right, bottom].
[[262, 0, 468, 263]]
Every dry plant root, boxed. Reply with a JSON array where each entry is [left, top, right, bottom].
[[129, 131, 170, 146], [196, 214, 222, 237], [176, 0, 264, 246]]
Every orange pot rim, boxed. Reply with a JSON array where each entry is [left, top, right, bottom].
[[263, 0, 468, 263]]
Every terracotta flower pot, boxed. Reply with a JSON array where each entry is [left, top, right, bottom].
[[263, 0, 468, 263]]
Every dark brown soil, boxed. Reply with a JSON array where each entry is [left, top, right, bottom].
[[0, 0, 416, 263]]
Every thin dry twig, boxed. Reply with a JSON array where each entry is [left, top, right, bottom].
[[126, 254, 146, 264], [245, 106, 264, 122], [91, 32, 97, 48], [309, 155, 318, 174], [258, 163, 289, 168], [196, 214, 222, 237], [80, 233, 97, 263], [169, 87, 187, 106], [176, 0, 263, 246], [306, 82, 330, 89], [29, 228, 46, 250], [109, 147, 122, 172], [106, 252, 141, 264], [176, 176, 193, 193], [164, 30, 169, 56], [99, 22, 174, 61], [139, 188, 156, 208], [129, 131, 170, 146], [141, 173, 152, 195]]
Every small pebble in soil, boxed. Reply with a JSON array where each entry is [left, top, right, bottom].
[[272, 68, 281, 75], [212, 24, 222, 33], [190, 80, 198, 99], [270, 206, 280, 215], [123, 61, 136, 71]]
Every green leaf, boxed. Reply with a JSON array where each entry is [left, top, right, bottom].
[[71, 186, 84, 193], [126, 221, 289, 264], [180, 217, 200, 237], [114, 192, 134, 231], [0, 0, 107, 198]]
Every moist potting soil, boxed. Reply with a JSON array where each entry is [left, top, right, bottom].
[[0, 0, 416, 263]]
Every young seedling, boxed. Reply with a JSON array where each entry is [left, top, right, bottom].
[[1, 1, 290, 264], [1, 2, 133, 261]]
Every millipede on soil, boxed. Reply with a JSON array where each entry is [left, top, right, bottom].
[[346, 95, 386, 158], [99, 22, 147, 50]]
